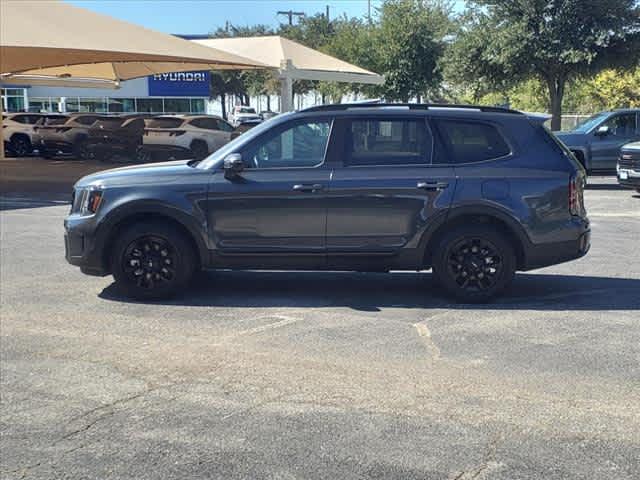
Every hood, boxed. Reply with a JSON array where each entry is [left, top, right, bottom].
[[553, 131, 585, 148], [75, 160, 195, 188], [621, 141, 640, 152]]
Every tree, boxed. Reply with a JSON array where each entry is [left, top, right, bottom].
[[446, 1, 640, 130], [374, 0, 452, 102]]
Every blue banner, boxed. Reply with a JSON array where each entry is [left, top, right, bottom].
[[148, 71, 210, 96]]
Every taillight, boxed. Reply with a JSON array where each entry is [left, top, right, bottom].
[[569, 173, 584, 217]]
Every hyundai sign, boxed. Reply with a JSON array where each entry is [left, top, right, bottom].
[[148, 71, 210, 96]]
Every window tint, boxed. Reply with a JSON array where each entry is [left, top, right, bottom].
[[600, 113, 637, 137], [146, 118, 184, 129], [242, 120, 331, 169], [346, 119, 431, 166], [435, 120, 510, 164], [216, 119, 234, 132], [74, 115, 100, 126], [190, 118, 218, 130]]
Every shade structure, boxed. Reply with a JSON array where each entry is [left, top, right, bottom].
[[194, 36, 384, 111], [0, 0, 267, 79]]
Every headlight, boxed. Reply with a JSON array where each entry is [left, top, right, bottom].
[[71, 187, 103, 215]]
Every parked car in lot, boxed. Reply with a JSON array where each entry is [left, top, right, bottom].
[[86, 115, 147, 161], [617, 141, 640, 193], [555, 109, 640, 173], [37, 113, 104, 159], [230, 118, 262, 140], [3, 113, 67, 157], [260, 110, 278, 120], [140, 115, 234, 161], [230, 105, 261, 127], [65, 103, 590, 303]]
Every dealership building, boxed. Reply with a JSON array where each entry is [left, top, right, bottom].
[[1, 70, 213, 115]]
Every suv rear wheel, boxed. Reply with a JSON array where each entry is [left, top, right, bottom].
[[432, 225, 516, 303], [111, 221, 196, 299]]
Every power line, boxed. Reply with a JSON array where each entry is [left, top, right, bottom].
[[277, 10, 305, 26]]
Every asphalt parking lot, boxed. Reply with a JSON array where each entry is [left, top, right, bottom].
[[1, 158, 639, 479]]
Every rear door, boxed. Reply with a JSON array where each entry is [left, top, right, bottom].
[[326, 116, 456, 266]]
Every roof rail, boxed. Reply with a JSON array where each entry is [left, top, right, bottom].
[[301, 102, 523, 115]]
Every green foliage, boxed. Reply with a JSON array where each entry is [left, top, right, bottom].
[[445, 0, 640, 129]]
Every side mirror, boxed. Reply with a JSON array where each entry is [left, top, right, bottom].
[[595, 125, 610, 137], [223, 153, 244, 180]]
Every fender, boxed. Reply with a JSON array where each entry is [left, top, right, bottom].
[[418, 203, 534, 267], [93, 199, 209, 268]]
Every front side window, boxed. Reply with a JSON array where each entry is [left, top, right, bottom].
[[346, 118, 431, 166], [434, 120, 511, 164], [599, 113, 637, 137], [241, 120, 331, 169]]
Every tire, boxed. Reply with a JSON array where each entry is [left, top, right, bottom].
[[432, 225, 516, 303], [73, 138, 91, 160], [190, 140, 209, 160], [110, 221, 196, 300], [135, 146, 152, 163], [9, 135, 32, 157]]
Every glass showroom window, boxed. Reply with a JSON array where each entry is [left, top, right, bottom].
[[164, 98, 191, 113], [65, 97, 80, 112], [1, 88, 26, 112], [108, 98, 136, 113], [137, 98, 164, 113], [79, 97, 107, 113], [28, 97, 53, 113], [190, 98, 205, 113]]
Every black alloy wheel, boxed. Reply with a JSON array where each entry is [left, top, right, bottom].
[[432, 225, 516, 303], [122, 236, 177, 290], [446, 237, 503, 292], [111, 221, 196, 299]]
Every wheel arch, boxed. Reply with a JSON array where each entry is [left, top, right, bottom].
[[422, 207, 530, 270], [97, 203, 207, 273]]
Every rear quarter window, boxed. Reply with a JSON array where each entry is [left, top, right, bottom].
[[146, 118, 184, 129], [434, 119, 511, 164]]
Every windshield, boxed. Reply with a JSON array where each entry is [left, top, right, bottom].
[[238, 107, 256, 114], [571, 113, 609, 133], [196, 113, 293, 169]]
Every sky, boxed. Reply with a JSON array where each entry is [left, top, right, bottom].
[[66, 0, 465, 35]]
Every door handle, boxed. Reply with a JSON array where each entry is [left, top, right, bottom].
[[417, 181, 449, 191], [292, 183, 325, 193]]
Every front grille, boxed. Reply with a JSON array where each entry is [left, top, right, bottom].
[[619, 151, 640, 170]]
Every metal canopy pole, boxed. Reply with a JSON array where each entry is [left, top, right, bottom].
[[279, 59, 294, 112]]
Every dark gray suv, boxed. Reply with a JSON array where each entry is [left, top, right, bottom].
[[64, 104, 590, 302]]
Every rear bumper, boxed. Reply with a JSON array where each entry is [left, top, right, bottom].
[[617, 170, 640, 188], [523, 221, 591, 271]]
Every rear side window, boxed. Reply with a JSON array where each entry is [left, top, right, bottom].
[[146, 118, 184, 129], [434, 120, 510, 164], [346, 118, 431, 166], [74, 116, 100, 126]]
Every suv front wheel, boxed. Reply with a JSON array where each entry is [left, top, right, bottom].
[[432, 225, 516, 303], [111, 221, 196, 299]]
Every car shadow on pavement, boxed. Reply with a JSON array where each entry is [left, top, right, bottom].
[[99, 271, 640, 311]]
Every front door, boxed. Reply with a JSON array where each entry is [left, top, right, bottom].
[[591, 112, 639, 170], [326, 116, 456, 267], [207, 118, 333, 267]]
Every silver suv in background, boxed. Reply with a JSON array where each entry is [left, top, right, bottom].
[[140, 115, 234, 161], [555, 109, 640, 173], [37, 113, 104, 160], [3, 113, 67, 157]]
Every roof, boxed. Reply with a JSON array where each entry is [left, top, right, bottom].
[[194, 36, 383, 85]]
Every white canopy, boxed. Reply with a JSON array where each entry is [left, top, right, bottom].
[[194, 36, 384, 111]]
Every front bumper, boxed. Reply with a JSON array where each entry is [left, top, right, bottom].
[[617, 168, 640, 188], [64, 216, 108, 276], [40, 139, 73, 154]]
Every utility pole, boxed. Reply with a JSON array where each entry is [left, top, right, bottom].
[[277, 10, 305, 26], [325, 5, 330, 22], [368, 0, 372, 23]]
